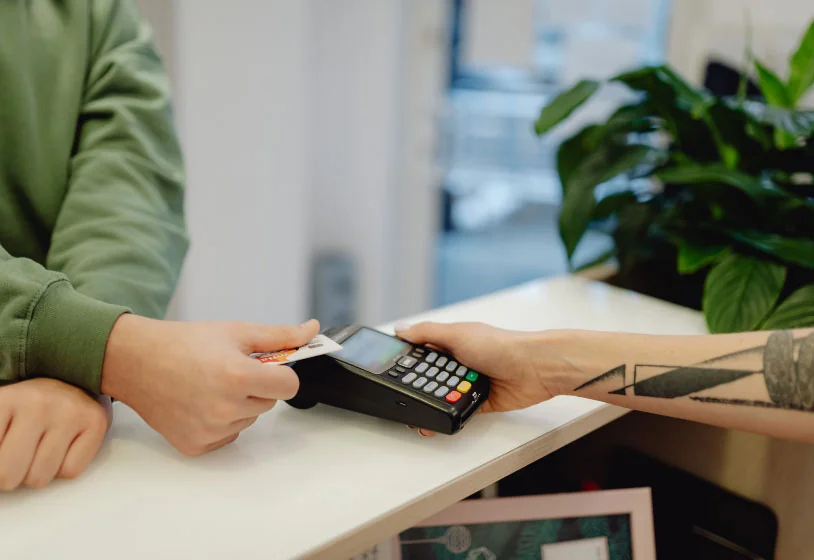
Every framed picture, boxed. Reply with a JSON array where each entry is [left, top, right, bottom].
[[356, 488, 655, 560]]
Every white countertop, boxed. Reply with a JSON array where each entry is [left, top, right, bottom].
[[0, 276, 706, 560]]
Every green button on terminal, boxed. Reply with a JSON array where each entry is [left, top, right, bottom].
[[465, 371, 479, 382]]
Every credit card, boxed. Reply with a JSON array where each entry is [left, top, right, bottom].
[[250, 334, 342, 365]]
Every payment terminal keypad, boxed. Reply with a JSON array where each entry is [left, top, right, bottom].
[[288, 325, 489, 436], [398, 356, 418, 369], [387, 349, 481, 406]]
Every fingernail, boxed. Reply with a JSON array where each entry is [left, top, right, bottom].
[[418, 429, 432, 437], [300, 318, 317, 327], [394, 322, 411, 333]]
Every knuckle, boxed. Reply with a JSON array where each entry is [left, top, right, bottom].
[[225, 366, 250, 389], [178, 444, 206, 457], [0, 473, 18, 491], [88, 408, 109, 435], [24, 474, 50, 489], [212, 434, 239, 451], [25, 391, 50, 416], [266, 326, 296, 349], [172, 429, 207, 457], [190, 425, 211, 443], [199, 425, 222, 444], [172, 434, 201, 456], [60, 464, 83, 480], [212, 400, 237, 424]]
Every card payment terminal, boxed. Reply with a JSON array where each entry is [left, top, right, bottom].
[[287, 325, 490, 435]]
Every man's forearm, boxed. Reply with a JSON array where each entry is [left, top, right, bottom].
[[548, 328, 814, 442], [46, 0, 187, 319]]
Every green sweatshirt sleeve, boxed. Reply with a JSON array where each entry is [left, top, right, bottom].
[[0, 246, 128, 393], [45, 0, 188, 319], [0, 1, 186, 395]]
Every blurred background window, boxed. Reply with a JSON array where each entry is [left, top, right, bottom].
[[434, 0, 672, 306], [134, 0, 812, 329]]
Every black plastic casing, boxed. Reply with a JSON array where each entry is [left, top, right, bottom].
[[286, 325, 490, 435]]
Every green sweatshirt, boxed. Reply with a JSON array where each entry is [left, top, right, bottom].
[[0, 1, 187, 394]]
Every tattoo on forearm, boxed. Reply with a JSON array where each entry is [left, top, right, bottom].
[[575, 330, 814, 412], [573, 365, 625, 391]]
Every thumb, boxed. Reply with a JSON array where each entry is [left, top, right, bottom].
[[395, 321, 461, 351], [244, 319, 320, 353]]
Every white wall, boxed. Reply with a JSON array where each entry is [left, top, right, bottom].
[[136, 0, 447, 325], [669, 0, 814, 106], [308, 0, 403, 325], [308, 0, 448, 325], [392, 2, 450, 321], [140, 1, 312, 324]]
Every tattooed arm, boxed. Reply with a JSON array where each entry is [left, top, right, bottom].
[[561, 328, 814, 442], [395, 323, 814, 442]]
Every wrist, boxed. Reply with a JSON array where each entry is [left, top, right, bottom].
[[100, 314, 152, 403], [526, 329, 624, 397]]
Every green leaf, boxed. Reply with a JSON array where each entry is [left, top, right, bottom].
[[720, 144, 740, 168], [729, 230, 814, 269], [613, 66, 722, 162], [593, 191, 638, 220], [744, 120, 773, 149], [703, 255, 787, 333], [690, 96, 717, 119], [740, 102, 814, 137], [788, 21, 814, 104], [584, 103, 657, 146], [751, 61, 808, 148], [655, 164, 789, 203], [559, 144, 655, 259], [612, 202, 660, 276], [678, 244, 729, 274], [614, 66, 708, 109], [574, 247, 616, 273], [535, 80, 600, 136], [709, 99, 774, 159], [557, 126, 600, 195], [755, 60, 792, 107], [774, 127, 800, 150], [762, 285, 814, 329], [614, 67, 743, 166]]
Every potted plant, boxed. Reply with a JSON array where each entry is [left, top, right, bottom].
[[534, 21, 814, 333]]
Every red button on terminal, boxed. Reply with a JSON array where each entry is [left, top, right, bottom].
[[445, 390, 462, 404]]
